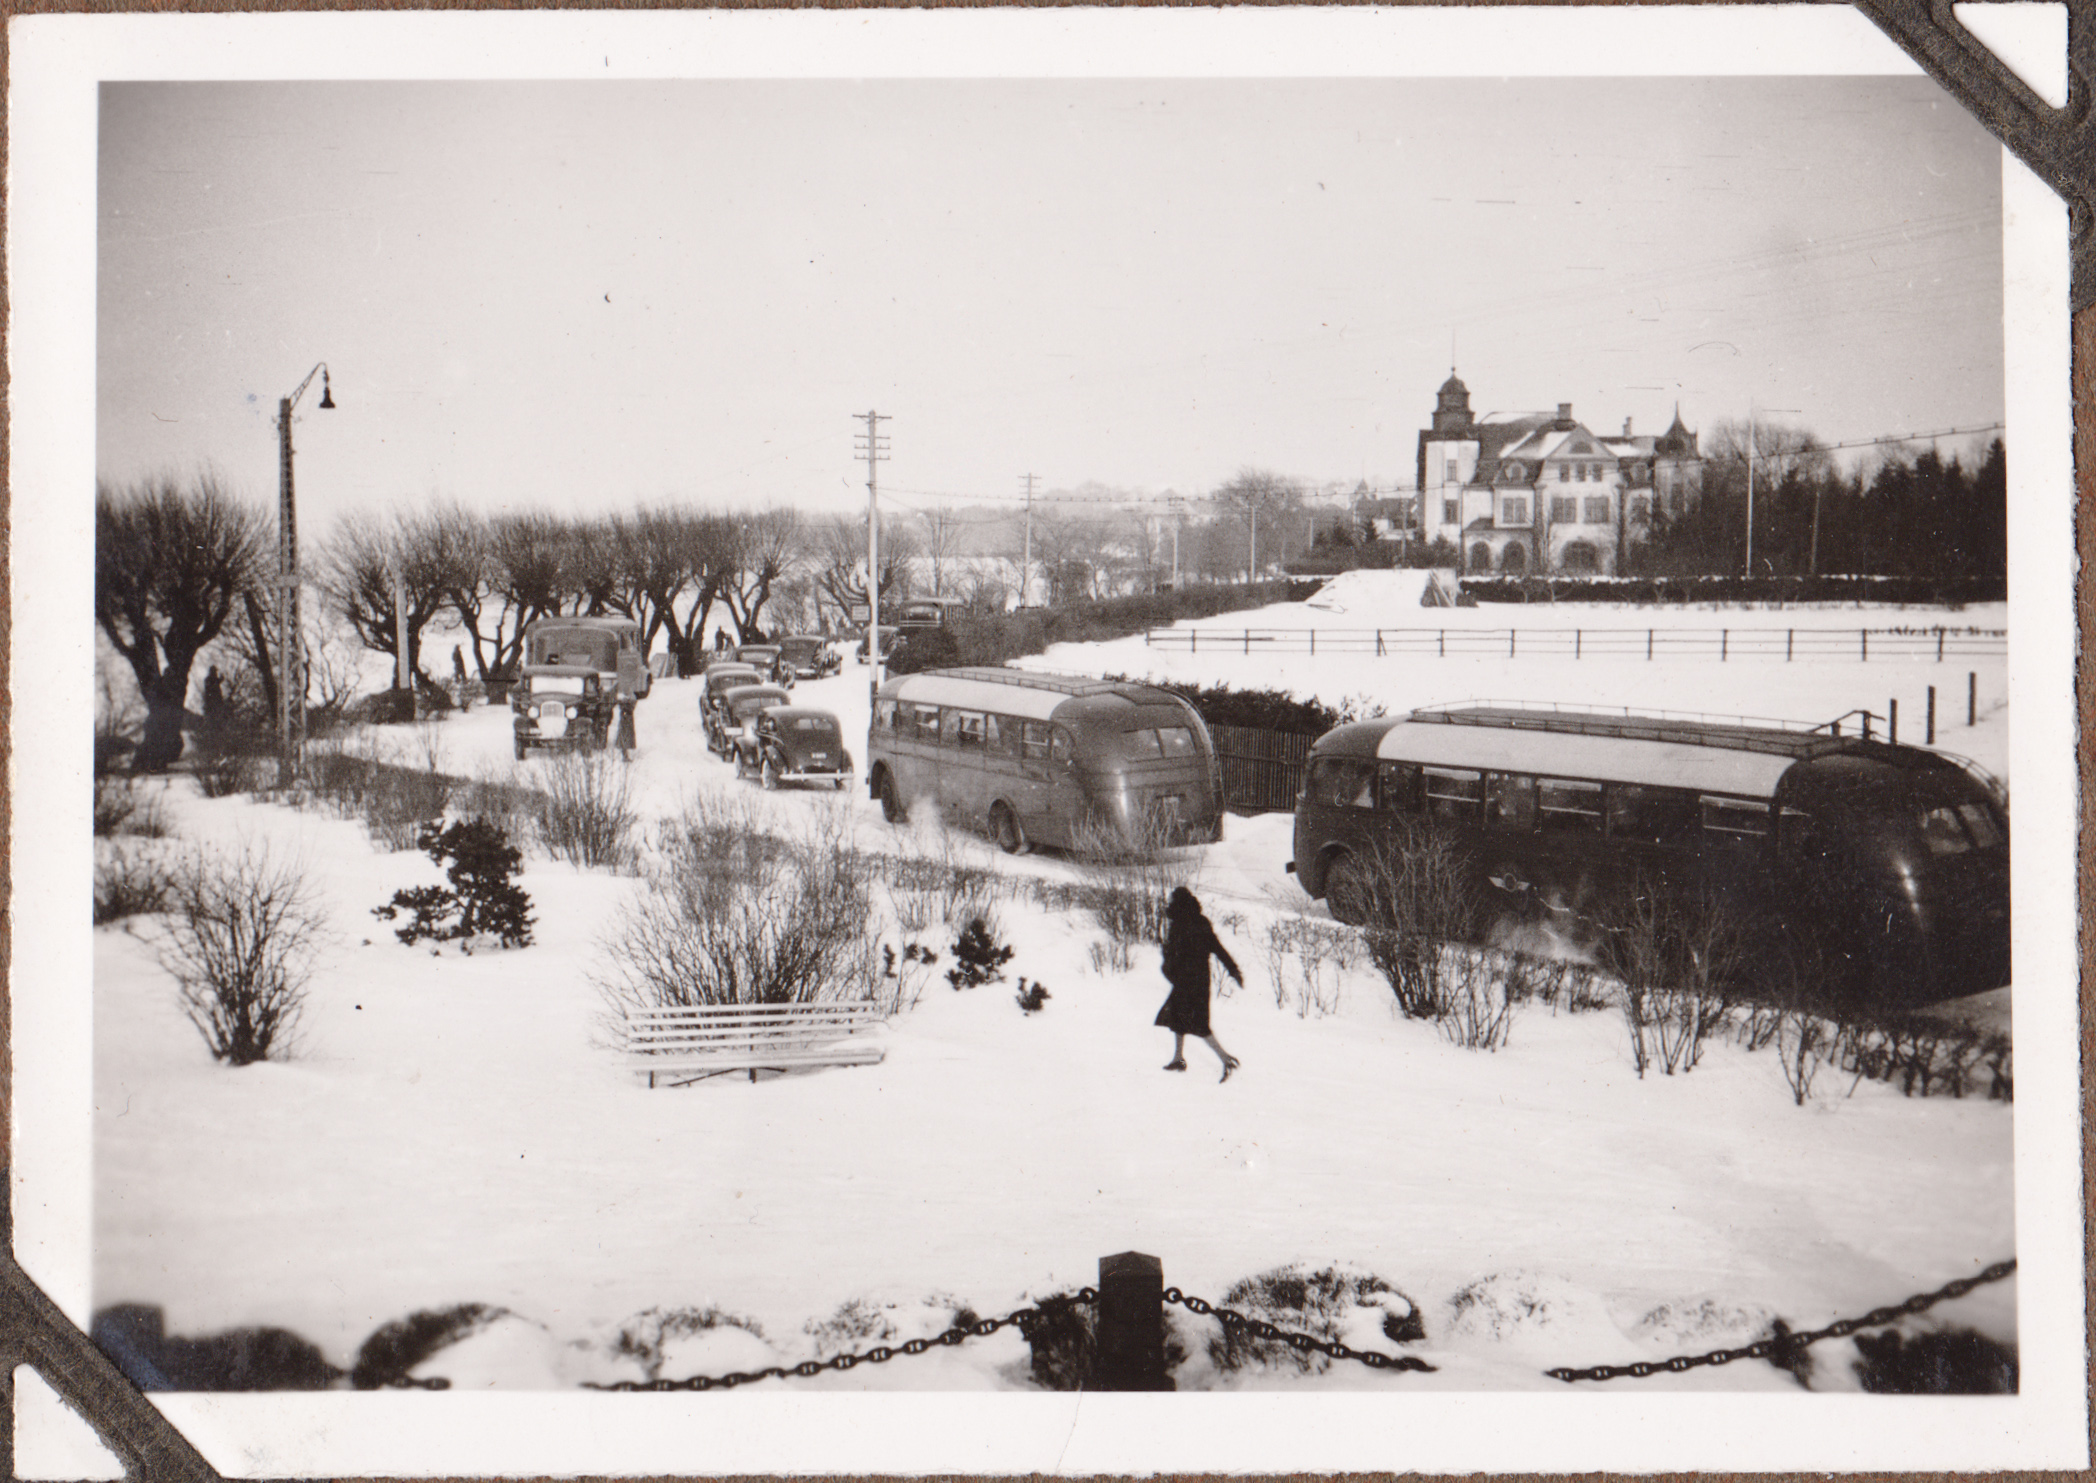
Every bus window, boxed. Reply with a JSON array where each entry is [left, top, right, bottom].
[[1957, 802, 2004, 849], [1538, 778, 1603, 833], [1120, 728, 1165, 760], [1701, 795, 1770, 839], [913, 705, 942, 745], [1918, 806, 1972, 856], [1776, 808, 1820, 860], [875, 699, 897, 731], [1425, 767, 1483, 823], [1021, 721, 1051, 761], [1378, 760, 1423, 814], [1486, 773, 1537, 829], [1049, 728, 1074, 765], [1308, 757, 1374, 809], [948, 710, 987, 750], [1157, 727, 1198, 758], [984, 715, 1013, 756], [1607, 784, 1700, 844]]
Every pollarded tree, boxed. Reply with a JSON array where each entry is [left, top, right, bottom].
[[96, 475, 267, 772], [719, 509, 804, 641], [319, 508, 464, 691], [815, 514, 919, 625]]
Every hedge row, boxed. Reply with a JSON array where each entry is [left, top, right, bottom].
[[1102, 676, 1346, 737], [891, 579, 1325, 673], [1458, 574, 2007, 607]]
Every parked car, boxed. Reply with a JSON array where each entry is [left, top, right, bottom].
[[705, 683, 793, 759], [728, 643, 791, 686], [698, 663, 763, 718], [735, 705, 855, 791], [775, 634, 841, 681], [855, 625, 901, 663]]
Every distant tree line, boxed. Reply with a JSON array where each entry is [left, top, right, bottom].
[[1626, 428, 2006, 582]]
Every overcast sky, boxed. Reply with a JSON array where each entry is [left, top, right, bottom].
[[97, 74, 2002, 533]]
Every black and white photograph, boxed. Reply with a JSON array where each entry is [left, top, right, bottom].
[[10, 6, 2084, 1476]]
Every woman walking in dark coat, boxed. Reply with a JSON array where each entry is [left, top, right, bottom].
[[1155, 887, 1244, 1081]]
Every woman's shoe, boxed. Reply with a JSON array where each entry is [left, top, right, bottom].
[[1163, 1059, 1187, 1072], [1219, 1056, 1241, 1083]]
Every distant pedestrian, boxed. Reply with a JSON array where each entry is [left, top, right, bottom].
[[714, 628, 730, 654], [1154, 887, 1243, 1081]]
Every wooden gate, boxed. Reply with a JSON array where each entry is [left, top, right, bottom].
[[1209, 725, 1314, 814]]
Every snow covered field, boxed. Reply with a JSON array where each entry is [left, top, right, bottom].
[[87, 575, 2024, 1412]]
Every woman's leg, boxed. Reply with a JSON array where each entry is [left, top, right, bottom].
[[1164, 1033, 1187, 1070], [1201, 1034, 1241, 1080]]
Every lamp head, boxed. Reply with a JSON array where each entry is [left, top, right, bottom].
[[318, 369, 335, 410]]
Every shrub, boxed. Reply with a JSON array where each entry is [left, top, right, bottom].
[[1776, 1008, 1834, 1106], [95, 775, 174, 839], [611, 1305, 769, 1383], [1020, 1290, 1097, 1391], [191, 719, 274, 799], [1260, 913, 1355, 1018], [1852, 1327, 2018, 1393], [875, 940, 941, 1015], [883, 830, 1012, 934], [537, 749, 637, 869], [1014, 977, 1050, 1013], [1437, 950, 1521, 1052], [351, 1304, 505, 1390], [1068, 811, 1198, 972], [934, 579, 1324, 668], [1205, 1266, 1423, 1377], [1351, 822, 1481, 1021], [946, 917, 1013, 990], [1104, 677, 1345, 737], [599, 804, 876, 1009], [94, 841, 177, 925], [1596, 878, 1747, 1077], [373, 818, 534, 951], [1837, 1017, 2012, 1101], [152, 842, 327, 1065]]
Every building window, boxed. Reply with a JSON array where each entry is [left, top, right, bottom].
[[1630, 493, 1652, 521], [1585, 496, 1611, 524], [1445, 459, 1459, 483], [1551, 496, 1577, 524], [1502, 498, 1528, 526], [1443, 498, 1459, 525], [1557, 464, 1570, 482]]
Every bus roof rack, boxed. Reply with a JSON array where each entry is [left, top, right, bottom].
[[920, 665, 1134, 697], [1406, 701, 1865, 760]]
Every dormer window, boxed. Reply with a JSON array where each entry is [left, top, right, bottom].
[[1501, 462, 1526, 483]]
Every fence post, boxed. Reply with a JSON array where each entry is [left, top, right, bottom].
[[1096, 1251, 1172, 1391], [1309, 629, 1315, 656], [1721, 629, 1728, 662], [1889, 697, 1898, 745], [1927, 686, 1936, 745], [1376, 629, 1385, 657], [1190, 630, 1196, 654], [1439, 629, 1445, 658], [1576, 628, 1581, 659], [1862, 711, 1874, 741], [1969, 671, 1977, 726], [1787, 628, 1793, 661], [1510, 630, 1516, 659], [1244, 630, 1250, 656], [1861, 629, 1868, 662], [1937, 628, 1945, 662]]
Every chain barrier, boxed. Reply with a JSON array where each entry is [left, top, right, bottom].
[[577, 1289, 1097, 1392], [1545, 1258, 2017, 1383], [1162, 1287, 1440, 1374]]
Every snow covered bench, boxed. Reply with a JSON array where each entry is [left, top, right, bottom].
[[619, 1002, 888, 1088]]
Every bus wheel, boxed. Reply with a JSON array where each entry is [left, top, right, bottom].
[[1324, 854, 1371, 926], [991, 802, 1029, 856], [879, 772, 904, 825]]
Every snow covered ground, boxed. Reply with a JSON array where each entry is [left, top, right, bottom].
[[88, 577, 2024, 1417]]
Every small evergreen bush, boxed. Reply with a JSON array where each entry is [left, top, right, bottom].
[[946, 918, 1013, 990], [374, 818, 534, 951]]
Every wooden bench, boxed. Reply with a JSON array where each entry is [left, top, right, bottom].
[[620, 1002, 888, 1087]]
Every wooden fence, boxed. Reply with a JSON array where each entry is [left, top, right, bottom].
[[1210, 724, 1315, 814], [1147, 625, 2006, 662]]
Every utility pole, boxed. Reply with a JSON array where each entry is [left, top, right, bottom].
[[1020, 472, 1037, 606], [1249, 502, 1258, 582], [855, 412, 890, 714], [1170, 495, 1181, 587], [1744, 406, 1756, 579]]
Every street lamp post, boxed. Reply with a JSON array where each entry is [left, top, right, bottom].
[[276, 362, 334, 784]]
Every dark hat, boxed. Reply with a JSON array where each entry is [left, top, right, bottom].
[[1166, 886, 1200, 917]]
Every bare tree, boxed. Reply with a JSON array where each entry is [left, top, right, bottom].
[[1211, 467, 1307, 579], [719, 508, 804, 641], [815, 514, 919, 625], [918, 506, 967, 597], [154, 842, 328, 1065], [319, 508, 462, 690], [96, 474, 267, 771]]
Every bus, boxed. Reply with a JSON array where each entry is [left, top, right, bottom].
[[868, 667, 1224, 854], [1290, 703, 2009, 1008]]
